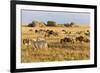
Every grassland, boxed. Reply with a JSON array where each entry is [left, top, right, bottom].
[[21, 24, 90, 63]]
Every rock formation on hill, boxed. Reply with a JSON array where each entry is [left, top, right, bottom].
[[28, 21, 45, 27]]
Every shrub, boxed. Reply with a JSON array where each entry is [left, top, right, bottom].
[[70, 22, 74, 26], [64, 23, 70, 27], [47, 21, 56, 26], [28, 21, 36, 27], [64, 22, 75, 27]]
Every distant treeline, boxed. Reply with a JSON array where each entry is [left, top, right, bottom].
[[28, 20, 75, 27]]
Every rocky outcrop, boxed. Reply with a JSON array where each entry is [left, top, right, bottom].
[[31, 21, 45, 27]]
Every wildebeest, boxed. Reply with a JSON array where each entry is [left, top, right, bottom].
[[60, 37, 74, 44], [35, 29, 38, 33], [44, 30, 58, 37], [23, 39, 31, 45], [75, 35, 90, 43], [53, 32, 58, 36], [83, 37, 90, 43], [62, 30, 66, 32], [84, 32, 90, 36], [75, 36, 84, 42], [23, 39, 32, 48]]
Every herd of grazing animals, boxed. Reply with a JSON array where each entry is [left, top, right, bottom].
[[21, 24, 90, 62], [22, 28, 90, 49]]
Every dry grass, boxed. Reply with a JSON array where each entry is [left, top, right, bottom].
[[21, 24, 90, 63]]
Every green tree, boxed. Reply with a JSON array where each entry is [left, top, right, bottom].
[[47, 21, 56, 26]]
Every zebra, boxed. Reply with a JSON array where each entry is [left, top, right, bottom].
[[31, 38, 48, 49]]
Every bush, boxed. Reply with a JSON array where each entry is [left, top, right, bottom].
[[64, 22, 75, 27], [47, 21, 56, 26], [64, 23, 70, 27], [70, 22, 74, 26], [28, 23, 33, 27]]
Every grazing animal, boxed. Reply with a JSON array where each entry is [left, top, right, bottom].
[[23, 39, 32, 46], [75, 36, 84, 42], [45, 30, 58, 37], [84, 32, 90, 36], [35, 30, 38, 33], [32, 38, 48, 49], [53, 32, 58, 36], [87, 30, 89, 32], [83, 38, 90, 43], [62, 30, 66, 32], [60, 37, 74, 44], [48, 30, 54, 35]]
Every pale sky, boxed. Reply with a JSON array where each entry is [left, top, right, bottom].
[[21, 10, 90, 24]]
